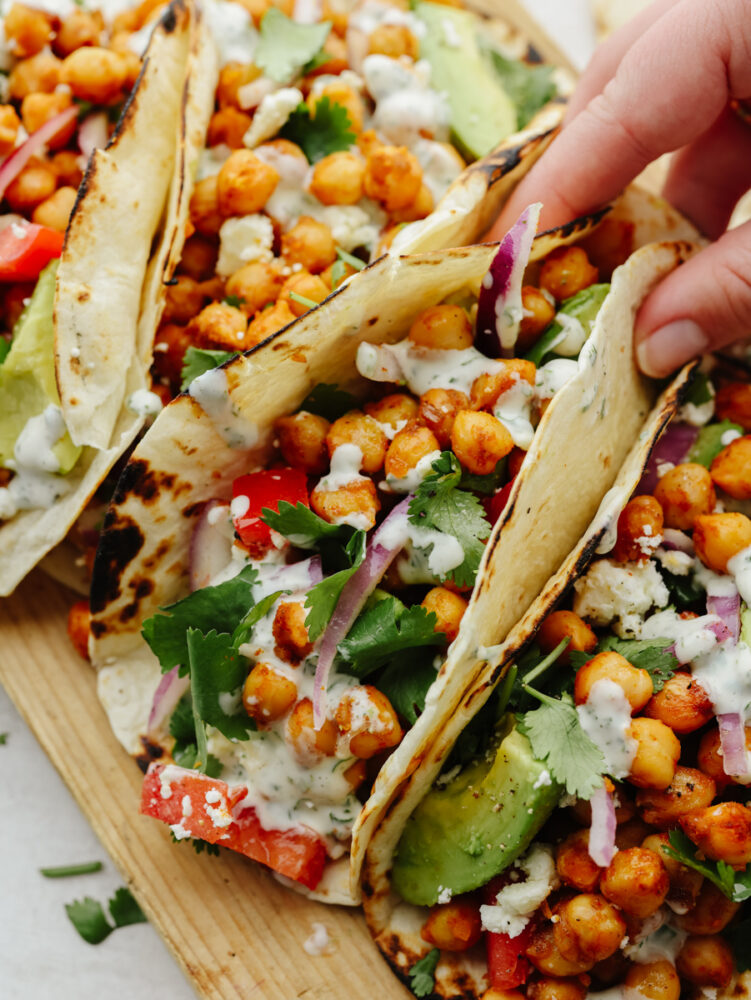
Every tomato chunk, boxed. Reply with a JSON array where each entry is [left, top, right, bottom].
[[0, 221, 64, 281], [484, 476, 516, 526], [232, 468, 309, 556], [484, 876, 532, 988], [141, 763, 326, 889]]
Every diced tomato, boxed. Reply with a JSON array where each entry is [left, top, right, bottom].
[[141, 763, 326, 889], [484, 476, 517, 526], [0, 221, 64, 282], [484, 875, 533, 989], [232, 468, 309, 556]]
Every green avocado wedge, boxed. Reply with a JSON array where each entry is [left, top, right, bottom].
[[391, 718, 561, 906], [0, 262, 80, 473]]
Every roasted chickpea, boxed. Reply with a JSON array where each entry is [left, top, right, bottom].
[[162, 275, 207, 325], [715, 381, 751, 430], [310, 479, 380, 530], [600, 847, 669, 918], [636, 766, 716, 829], [526, 924, 592, 977], [31, 185, 77, 232], [481, 992, 525, 1000], [363, 144, 422, 211], [4, 163, 57, 213], [246, 300, 296, 346], [207, 107, 253, 149], [555, 829, 603, 891], [518, 285, 556, 352], [654, 463, 715, 531], [643, 673, 713, 734], [676, 935, 734, 988], [574, 651, 653, 712], [327, 411, 387, 474], [20, 90, 75, 147], [189, 176, 223, 236], [418, 388, 470, 447], [588, 952, 630, 988], [335, 685, 403, 758], [641, 832, 703, 915], [553, 894, 626, 966], [243, 662, 297, 723], [538, 611, 597, 665], [693, 511, 751, 573], [343, 757, 367, 790], [678, 880, 740, 934], [309, 151, 365, 206], [364, 392, 419, 431], [217, 150, 279, 217], [281, 216, 337, 274], [60, 46, 127, 103], [54, 9, 103, 56], [409, 303, 473, 351], [680, 801, 751, 868], [67, 599, 91, 660], [526, 978, 586, 1000], [310, 81, 364, 130], [612, 495, 664, 563], [151, 323, 193, 385], [390, 183, 434, 223], [272, 601, 312, 664], [368, 23, 419, 58], [539, 247, 598, 301], [710, 435, 751, 499], [286, 697, 338, 762], [187, 302, 247, 351], [451, 410, 514, 475], [384, 424, 440, 480], [421, 899, 481, 951], [50, 149, 84, 190], [623, 960, 680, 1000], [628, 717, 681, 789], [216, 61, 260, 109], [116, 49, 142, 90], [8, 52, 61, 98], [4, 4, 53, 58], [224, 259, 283, 315], [276, 411, 330, 474], [279, 270, 329, 317], [615, 817, 654, 851], [421, 587, 468, 644], [0, 104, 21, 157], [470, 360, 536, 411]]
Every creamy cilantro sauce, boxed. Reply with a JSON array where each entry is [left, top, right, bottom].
[[204, 0, 258, 67], [217, 214, 275, 276], [405, 521, 463, 577], [493, 378, 534, 450], [412, 138, 463, 202], [362, 54, 449, 147], [576, 678, 636, 779], [188, 368, 259, 449], [536, 358, 578, 400], [552, 312, 588, 357], [314, 443, 373, 529], [728, 545, 751, 606], [359, 339, 506, 397], [692, 642, 751, 721], [0, 405, 72, 519], [623, 911, 687, 964], [126, 388, 163, 418], [385, 448, 440, 493], [640, 608, 720, 663]]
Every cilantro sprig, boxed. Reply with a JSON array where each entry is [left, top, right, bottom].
[[304, 530, 366, 639], [408, 452, 491, 587], [570, 635, 677, 693], [338, 596, 444, 676], [665, 830, 751, 902], [299, 382, 357, 421], [280, 97, 356, 163], [254, 8, 330, 83], [65, 888, 147, 945], [409, 949, 440, 997]]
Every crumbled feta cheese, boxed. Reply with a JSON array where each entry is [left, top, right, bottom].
[[573, 559, 669, 638], [480, 845, 558, 937], [436, 886, 453, 904], [533, 769, 552, 789], [303, 922, 334, 956], [216, 214, 274, 276], [243, 88, 302, 149]]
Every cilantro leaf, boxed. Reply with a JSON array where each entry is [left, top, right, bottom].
[[108, 887, 147, 928], [187, 628, 255, 744], [518, 689, 605, 799], [338, 598, 444, 676], [172, 742, 222, 777], [255, 8, 330, 83], [685, 371, 713, 408], [280, 97, 356, 163], [409, 949, 440, 998], [261, 500, 353, 548], [726, 917, 751, 972], [169, 831, 221, 855], [169, 694, 195, 746], [142, 566, 258, 674], [569, 635, 678, 693], [459, 459, 507, 495], [40, 861, 103, 878], [65, 897, 113, 944], [180, 346, 237, 390], [485, 47, 556, 128], [408, 452, 491, 587], [223, 295, 245, 309], [688, 420, 744, 467], [378, 651, 439, 725], [0, 731, 7, 744], [299, 382, 357, 421], [304, 530, 366, 640], [665, 830, 751, 901], [660, 567, 706, 612]]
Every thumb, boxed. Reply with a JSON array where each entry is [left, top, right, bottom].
[[635, 221, 751, 377]]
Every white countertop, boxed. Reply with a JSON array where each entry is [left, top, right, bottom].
[[0, 3, 594, 997]]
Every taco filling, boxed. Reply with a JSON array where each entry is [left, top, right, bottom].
[[378, 366, 751, 999], [138, 209, 617, 893]]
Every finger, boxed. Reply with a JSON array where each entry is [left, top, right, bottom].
[[635, 220, 751, 377], [662, 106, 751, 239], [565, 0, 681, 122], [489, 0, 751, 239]]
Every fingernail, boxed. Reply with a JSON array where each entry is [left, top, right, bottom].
[[636, 319, 709, 378]]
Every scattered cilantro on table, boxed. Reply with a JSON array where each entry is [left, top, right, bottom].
[[338, 597, 444, 676], [0, 731, 7, 744], [180, 347, 237, 391], [665, 830, 751, 902], [40, 861, 102, 878], [409, 948, 440, 998], [299, 382, 357, 421], [281, 97, 356, 163], [65, 888, 147, 945], [254, 8, 330, 83]]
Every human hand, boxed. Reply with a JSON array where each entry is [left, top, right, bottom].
[[488, 0, 751, 377]]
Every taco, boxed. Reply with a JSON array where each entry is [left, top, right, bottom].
[[54, 0, 574, 450], [361, 361, 751, 1000], [87, 187, 696, 906], [0, 0, 194, 596]]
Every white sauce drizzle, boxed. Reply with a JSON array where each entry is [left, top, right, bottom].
[[576, 678, 636, 779], [188, 368, 258, 449], [0, 405, 72, 519]]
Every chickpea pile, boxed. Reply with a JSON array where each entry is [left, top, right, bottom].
[[416, 394, 751, 998], [0, 0, 152, 336]]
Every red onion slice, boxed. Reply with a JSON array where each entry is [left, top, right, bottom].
[[475, 203, 541, 359], [190, 500, 233, 592], [312, 499, 411, 727], [78, 112, 109, 159], [588, 782, 617, 867], [718, 713, 751, 781], [637, 422, 698, 495], [148, 667, 190, 735], [661, 528, 694, 554], [706, 619, 733, 644], [0, 106, 79, 202], [707, 589, 741, 644]]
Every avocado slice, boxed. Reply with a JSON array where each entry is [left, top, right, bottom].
[[391, 718, 560, 906], [414, 1, 517, 161], [0, 261, 80, 473], [525, 283, 610, 366]]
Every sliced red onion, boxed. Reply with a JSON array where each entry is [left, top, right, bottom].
[[706, 619, 733, 644], [718, 713, 751, 781], [475, 203, 542, 359], [190, 500, 234, 591], [588, 782, 617, 867], [661, 528, 694, 554], [147, 667, 190, 735], [78, 112, 109, 159], [637, 422, 698, 495], [312, 499, 411, 728], [707, 589, 741, 644], [0, 106, 79, 202]]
